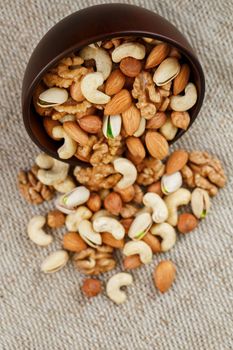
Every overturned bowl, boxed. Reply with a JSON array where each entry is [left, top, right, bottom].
[[22, 3, 205, 166]]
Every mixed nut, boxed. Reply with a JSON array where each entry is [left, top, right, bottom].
[[18, 146, 226, 303], [33, 36, 198, 165]]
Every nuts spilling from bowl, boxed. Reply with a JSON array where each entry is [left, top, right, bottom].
[[33, 36, 199, 164], [17, 147, 226, 304]]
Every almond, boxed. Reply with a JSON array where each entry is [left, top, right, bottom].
[[126, 137, 146, 161], [81, 278, 102, 297], [145, 131, 169, 160], [102, 232, 125, 249], [173, 64, 190, 95], [120, 218, 133, 233], [120, 57, 142, 77], [63, 232, 87, 252], [70, 80, 85, 102], [104, 89, 132, 115], [123, 255, 142, 270], [177, 213, 198, 234], [125, 150, 144, 165], [143, 232, 161, 253], [105, 69, 126, 96], [87, 193, 102, 212], [122, 104, 141, 136], [43, 117, 61, 140], [153, 260, 176, 293], [78, 115, 102, 134], [171, 111, 190, 130], [146, 112, 167, 129], [114, 185, 135, 203], [147, 181, 163, 197], [166, 149, 188, 174], [145, 43, 170, 69], [63, 121, 89, 146], [104, 192, 122, 215]]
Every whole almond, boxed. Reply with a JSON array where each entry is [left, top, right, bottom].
[[146, 112, 167, 129], [120, 218, 133, 233], [43, 117, 61, 140], [78, 115, 102, 134], [63, 232, 87, 252], [143, 232, 161, 253], [125, 150, 144, 165], [104, 192, 122, 215], [147, 181, 163, 197], [70, 80, 85, 102], [123, 255, 142, 270], [173, 64, 190, 96], [145, 43, 170, 69], [114, 185, 135, 203], [105, 69, 126, 96], [102, 232, 125, 249], [87, 193, 102, 212], [104, 89, 132, 115], [166, 149, 188, 174], [120, 57, 142, 77], [145, 131, 169, 160], [126, 137, 146, 161], [63, 121, 88, 146], [171, 111, 190, 130], [153, 260, 176, 293], [177, 213, 198, 234], [122, 104, 141, 136]]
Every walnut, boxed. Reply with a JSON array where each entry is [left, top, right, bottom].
[[120, 204, 139, 219], [181, 151, 227, 196], [18, 165, 54, 204], [47, 210, 65, 228], [90, 136, 124, 166], [133, 184, 144, 204], [132, 71, 161, 119], [137, 158, 165, 186], [73, 246, 116, 275], [75, 135, 97, 162], [53, 98, 91, 114], [74, 164, 122, 191]]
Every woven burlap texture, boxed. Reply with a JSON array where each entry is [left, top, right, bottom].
[[0, 0, 233, 349]]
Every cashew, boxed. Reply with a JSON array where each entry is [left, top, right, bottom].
[[128, 213, 152, 239], [143, 192, 168, 223], [164, 188, 191, 226], [52, 126, 77, 159], [161, 172, 182, 194], [112, 42, 146, 63], [170, 83, 197, 111], [80, 46, 112, 80], [150, 223, 176, 251], [37, 156, 69, 186], [113, 157, 137, 189], [27, 215, 53, 246], [53, 176, 76, 193], [37, 87, 68, 108], [93, 216, 125, 240], [65, 206, 92, 231], [191, 188, 211, 219], [81, 72, 111, 104], [41, 250, 69, 273], [35, 153, 54, 169], [78, 220, 102, 247], [123, 241, 153, 264], [91, 209, 115, 222], [106, 272, 133, 304], [56, 186, 90, 214]]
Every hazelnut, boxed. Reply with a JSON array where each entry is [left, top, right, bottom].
[[177, 213, 198, 234], [114, 185, 135, 203], [120, 218, 133, 233], [147, 181, 163, 197], [123, 255, 142, 270], [104, 192, 122, 215], [47, 210, 65, 228], [87, 193, 102, 212], [81, 278, 102, 297]]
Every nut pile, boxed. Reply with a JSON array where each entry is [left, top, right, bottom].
[[33, 36, 198, 165], [18, 148, 226, 303]]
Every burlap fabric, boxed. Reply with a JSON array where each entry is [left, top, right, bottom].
[[0, 0, 233, 349]]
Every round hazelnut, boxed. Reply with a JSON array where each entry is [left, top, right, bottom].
[[147, 181, 163, 197], [81, 278, 102, 297], [87, 193, 102, 212], [114, 185, 135, 203], [177, 213, 198, 234], [104, 192, 122, 215], [47, 210, 65, 228]]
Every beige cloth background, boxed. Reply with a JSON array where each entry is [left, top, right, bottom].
[[0, 0, 233, 349]]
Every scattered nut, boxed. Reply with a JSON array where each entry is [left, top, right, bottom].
[[153, 260, 176, 293], [81, 278, 102, 297], [177, 213, 198, 233]]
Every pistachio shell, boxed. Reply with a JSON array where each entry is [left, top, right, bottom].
[[153, 58, 181, 86], [103, 115, 122, 138], [161, 172, 182, 194], [191, 188, 211, 219], [38, 87, 68, 107], [41, 250, 69, 274], [128, 213, 152, 240], [58, 186, 90, 211]]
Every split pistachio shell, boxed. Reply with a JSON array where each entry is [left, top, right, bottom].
[[191, 188, 211, 219], [153, 58, 180, 86], [103, 115, 122, 138], [38, 87, 68, 107], [133, 117, 146, 137], [41, 250, 69, 274], [161, 172, 182, 194], [78, 220, 102, 247], [128, 212, 152, 240], [57, 186, 90, 213]]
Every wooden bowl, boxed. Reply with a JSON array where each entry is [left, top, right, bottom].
[[22, 3, 205, 165]]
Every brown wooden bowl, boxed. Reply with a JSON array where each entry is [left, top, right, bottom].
[[22, 3, 205, 166]]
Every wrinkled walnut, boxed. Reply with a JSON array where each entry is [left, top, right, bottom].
[[75, 135, 97, 162], [53, 98, 91, 114], [137, 158, 165, 185], [90, 136, 124, 166]]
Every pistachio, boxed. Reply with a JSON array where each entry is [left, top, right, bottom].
[[153, 58, 180, 86], [56, 186, 90, 213], [191, 188, 211, 219], [161, 172, 182, 194], [103, 115, 122, 139], [41, 250, 69, 274], [128, 212, 152, 240], [37, 87, 68, 108]]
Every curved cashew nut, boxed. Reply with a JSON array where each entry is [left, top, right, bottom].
[[170, 83, 197, 111], [56, 186, 90, 214], [53, 176, 76, 193], [37, 157, 69, 186], [123, 241, 153, 264], [106, 272, 133, 304], [112, 42, 146, 63], [91, 209, 115, 222], [93, 216, 125, 240], [35, 153, 54, 169], [27, 216, 53, 246], [79, 46, 112, 80], [164, 188, 191, 226], [128, 212, 152, 239], [78, 220, 102, 248], [52, 126, 77, 159], [143, 192, 168, 223], [161, 172, 182, 195], [150, 223, 176, 251], [81, 72, 111, 104], [113, 157, 137, 189], [65, 206, 92, 231]]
